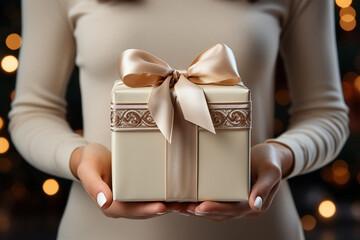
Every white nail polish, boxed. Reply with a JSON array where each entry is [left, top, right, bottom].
[[156, 211, 167, 215], [97, 192, 107, 208], [254, 196, 263, 210], [195, 211, 207, 216]]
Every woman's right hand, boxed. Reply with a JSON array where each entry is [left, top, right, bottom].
[[70, 143, 174, 219]]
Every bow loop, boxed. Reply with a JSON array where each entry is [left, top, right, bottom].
[[119, 48, 174, 87], [187, 44, 241, 85], [118, 44, 241, 142]]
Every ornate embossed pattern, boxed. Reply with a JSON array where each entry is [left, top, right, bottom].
[[111, 104, 157, 131], [111, 103, 251, 131], [209, 104, 251, 129]]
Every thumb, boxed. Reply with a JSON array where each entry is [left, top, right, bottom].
[[249, 163, 281, 212], [77, 161, 113, 209]]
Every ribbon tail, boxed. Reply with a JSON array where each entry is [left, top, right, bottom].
[[147, 76, 174, 143], [174, 75, 215, 134]]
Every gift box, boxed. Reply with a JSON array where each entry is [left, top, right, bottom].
[[111, 44, 251, 202]]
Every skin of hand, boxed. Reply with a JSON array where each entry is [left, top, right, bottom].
[[173, 142, 294, 222], [70, 142, 293, 221], [70, 143, 183, 219]]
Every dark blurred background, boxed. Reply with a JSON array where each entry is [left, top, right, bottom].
[[1, 0, 359, 239]]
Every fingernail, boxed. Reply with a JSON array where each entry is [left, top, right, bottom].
[[186, 210, 195, 214], [178, 212, 190, 216], [195, 210, 208, 216], [97, 192, 107, 208], [254, 196, 263, 210], [156, 211, 167, 215]]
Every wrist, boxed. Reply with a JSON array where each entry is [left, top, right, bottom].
[[70, 146, 84, 179], [267, 142, 294, 178]]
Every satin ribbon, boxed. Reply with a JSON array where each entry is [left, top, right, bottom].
[[118, 43, 241, 143]]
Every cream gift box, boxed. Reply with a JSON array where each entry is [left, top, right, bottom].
[[111, 44, 251, 202]]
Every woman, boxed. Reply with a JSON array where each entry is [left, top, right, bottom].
[[9, 0, 349, 239]]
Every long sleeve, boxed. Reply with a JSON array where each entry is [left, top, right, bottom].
[[267, 0, 349, 178], [8, 0, 87, 180]]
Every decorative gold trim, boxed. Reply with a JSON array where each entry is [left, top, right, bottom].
[[111, 103, 251, 131], [208, 103, 251, 130], [110, 104, 157, 131]]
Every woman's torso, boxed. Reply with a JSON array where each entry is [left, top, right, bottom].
[[58, 0, 304, 238]]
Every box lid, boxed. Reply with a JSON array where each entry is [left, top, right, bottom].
[[112, 80, 250, 104]]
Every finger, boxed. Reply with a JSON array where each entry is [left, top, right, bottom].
[[77, 160, 113, 210], [190, 201, 251, 216], [103, 209, 167, 220], [188, 210, 239, 223], [197, 201, 250, 215], [259, 181, 280, 211], [165, 202, 188, 212], [123, 202, 167, 216], [185, 202, 254, 222], [104, 201, 167, 218], [192, 208, 258, 222], [249, 162, 281, 212], [185, 202, 199, 211]]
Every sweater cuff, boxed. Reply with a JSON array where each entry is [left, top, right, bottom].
[[55, 139, 87, 181], [265, 136, 304, 179]]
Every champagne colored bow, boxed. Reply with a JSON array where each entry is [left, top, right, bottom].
[[118, 43, 241, 142]]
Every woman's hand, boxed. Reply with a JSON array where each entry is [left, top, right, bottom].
[[181, 142, 294, 222], [70, 143, 173, 219]]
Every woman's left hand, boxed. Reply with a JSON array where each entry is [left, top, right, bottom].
[[177, 143, 294, 222]]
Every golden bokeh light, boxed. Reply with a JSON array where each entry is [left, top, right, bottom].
[[342, 71, 358, 82], [341, 81, 353, 100], [275, 89, 291, 106], [0, 117, 4, 130], [0, 213, 10, 233], [332, 159, 348, 176], [5, 33, 22, 50], [75, 129, 83, 136], [354, 76, 360, 93], [318, 200, 336, 218], [332, 160, 350, 185], [340, 6, 356, 17], [321, 166, 333, 183], [42, 179, 59, 196], [341, 13, 355, 22], [320, 231, 336, 240], [10, 90, 15, 101], [1, 55, 18, 73], [340, 18, 356, 31], [301, 215, 316, 231], [0, 137, 10, 154], [0, 158, 12, 174], [332, 171, 350, 185], [335, 0, 352, 8], [11, 183, 27, 200]]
